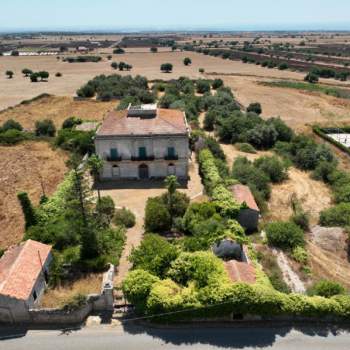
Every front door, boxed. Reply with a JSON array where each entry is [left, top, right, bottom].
[[139, 164, 149, 179], [112, 165, 120, 178], [168, 163, 176, 175]]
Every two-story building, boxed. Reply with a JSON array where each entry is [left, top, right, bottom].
[[95, 104, 190, 180]]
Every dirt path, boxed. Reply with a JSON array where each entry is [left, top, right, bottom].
[[272, 248, 306, 293]]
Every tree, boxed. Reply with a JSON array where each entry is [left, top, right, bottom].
[[144, 197, 171, 233], [196, 79, 211, 94], [160, 63, 173, 73], [38, 71, 49, 81], [87, 154, 104, 201], [1, 119, 23, 132], [22, 68, 32, 77], [62, 116, 82, 129], [17, 192, 37, 229], [35, 119, 56, 137], [247, 102, 262, 115], [199, 68, 205, 73], [118, 62, 126, 71], [308, 280, 345, 298], [6, 70, 14, 79], [254, 156, 288, 183], [304, 72, 319, 83], [11, 50, 19, 56], [113, 47, 125, 54], [164, 175, 179, 224], [107, 55, 112, 60], [211, 79, 223, 90], [95, 196, 115, 227], [114, 207, 136, 228], [125, 64, 132, 71], [30, 73, 39, 82], [67, 154, 98, 259], [183, 57, 192, 66], [266, 221, 305, 250], [150, 47, 158, 53], [111, 61, 118, 70]]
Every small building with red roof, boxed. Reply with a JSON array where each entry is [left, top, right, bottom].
[[0, 239, 52, 323], [230, 184, 260, 232]]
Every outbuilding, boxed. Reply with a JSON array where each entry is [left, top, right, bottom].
[[230, 184, 260, 232], [0, 239, 52, 323]]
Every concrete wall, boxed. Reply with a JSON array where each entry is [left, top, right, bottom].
[[95, 135, 189, 179]]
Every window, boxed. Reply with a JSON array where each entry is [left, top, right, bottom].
[[110, 148, 118, 161], [44, 270, 49, 283], [139, 147, 147, 159], [167, 147, 175, 158], [33, 290, 37, 301]]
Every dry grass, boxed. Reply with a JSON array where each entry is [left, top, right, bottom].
[[220, 75, 350, 132], [0, 141, 68, 249], [40, 274, 102, 309], [0, 95, 116, 129]]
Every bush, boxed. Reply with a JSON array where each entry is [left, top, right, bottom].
[[0, 129, 29, 145], [96, 196, 115, 226], [183, 57, 192, 66], [0, 119, 23, 132], [130, 234, 179, 277], [211, 79, 224, 90], [62, 294, 87, 312], [308, 280, 345, 298], [62, 116, 83, 129], [254, 156, 288, 183], [266, 221, 305, 250], [247, 102, 262, 115], [291, 212, 310, 231], [320, 203, 350, 227], [35, 119, 56, 137], [55, 72, 62, 77], [55, 129, 95, 155], [196, 79, 211, 94], [144, 197, 171, 233], [199, 68, 205, 73], [113, 207, 136, 228], [291, 246, 308, 264], [304, 73, 319, 83], [236, 143, 256, 154], [160, 63, 173, 73]]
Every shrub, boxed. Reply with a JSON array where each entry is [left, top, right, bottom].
[[6, 70, 14, 79], [30, 73, 39, 82], [130, 234, 179, 277], [304, 72, 319, 83], [183, 57, 192, 66], [0, 129, 29, 144], [254, 156, 288, 183], [22, 68, 33, 77], [1, 119, 23, 132], [308, 280, 345, 298], [247, 102, 262, 115], [55, 72, 62, 77], [236, 143, 256, 154], [291, 246, 308, 264], [291, 211, 310, 231], [113, 207, 136, 228], [96, 196, 115, 226], [62, 116, 83, 129], [62, 294, 87, 312], [278, 63, 288, 70], [266, 221, 305, 250], [35, 119, 56, 137], [199, 68, 205, 73], [144, 197, 171, 233], [113, 47, 125, 54], [320, 203, 350, 227]]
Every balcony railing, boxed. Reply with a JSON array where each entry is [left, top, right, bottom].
[[164, 155, 179, 160], [106, 156, 122, 161], [131, 156, 155, 161]]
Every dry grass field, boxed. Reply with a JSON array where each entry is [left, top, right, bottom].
[[219, 75, 350, 131], [0, 95, 116, 129], [0, 141, 68, 249]]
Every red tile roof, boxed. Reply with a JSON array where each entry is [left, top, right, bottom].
[[0, 240, 52, 301], [224, 260, 256, 284], [230, 184, 259, 212], [96, 108, 188, 137]]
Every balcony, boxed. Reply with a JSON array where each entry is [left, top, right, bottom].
[[131, 156, 155, 161], [164, 155, 179, 160], [106, 156, 122, 162]]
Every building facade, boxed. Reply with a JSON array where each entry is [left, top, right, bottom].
[[95, 105, 190, 180]]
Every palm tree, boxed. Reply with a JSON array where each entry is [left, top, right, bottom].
[[87, 154, 104, 201]]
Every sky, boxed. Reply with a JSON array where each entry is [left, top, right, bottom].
[[0, 0, 350, 32]]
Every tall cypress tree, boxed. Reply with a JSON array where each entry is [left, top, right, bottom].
[[17, 192, 37, 229]]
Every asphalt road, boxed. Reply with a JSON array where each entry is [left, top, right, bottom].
[[1, 324, 350, 350]]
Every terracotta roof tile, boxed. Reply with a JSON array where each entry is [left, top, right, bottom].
[[230, 184, 259, 212], [96, 108, 188, 137], [0, 240, 52, 301], [225, 260, 256, 284]]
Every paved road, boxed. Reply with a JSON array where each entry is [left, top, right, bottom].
[[1, 324, 350, 350]]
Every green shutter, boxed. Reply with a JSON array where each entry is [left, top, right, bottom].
[[139, 147, 147, 159], [110, 148, 118, 160], [168, 147, 175, 158]]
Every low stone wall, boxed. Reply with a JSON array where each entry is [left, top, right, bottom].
[[26, 264, 115, 325]]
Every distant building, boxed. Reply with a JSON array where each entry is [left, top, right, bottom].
[[95, 104, 190, 180], [0, 240, 52, 323], [230, 184, 260, 232]]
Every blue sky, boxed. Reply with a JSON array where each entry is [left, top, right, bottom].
[[1, 0, 350, 32]]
